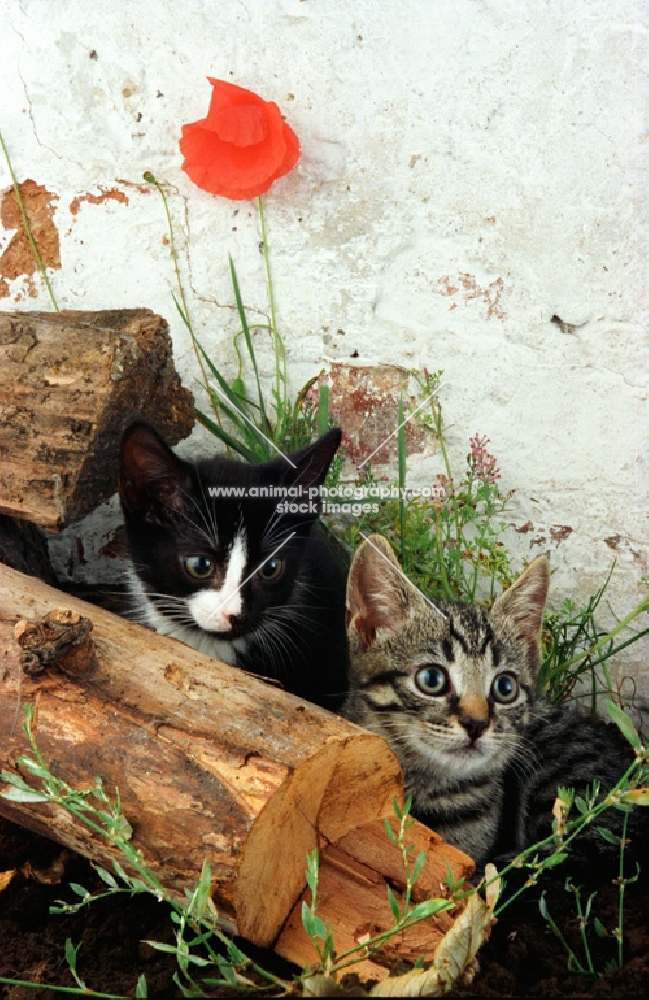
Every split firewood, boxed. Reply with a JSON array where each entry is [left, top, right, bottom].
[[0, 309, 194, 530], [0, 563, 474, 977]]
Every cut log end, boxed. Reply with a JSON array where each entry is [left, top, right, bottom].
[[0, 563, 475, 976], [0, 309, 194, 529]]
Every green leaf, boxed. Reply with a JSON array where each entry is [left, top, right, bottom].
[[594, 917, 608, 938], [195, 408, 256, 462], [16, 757, 50, 778], [312, 916, 328, 940], [538, 892, 549, 920], [65, 938, 81, 972], [0, 769, 30, 787], [171, 291, 192, 332], [226, 939, 248, 966], [229, 255, 269, 435], [597, 826, 620, 846], [411, 849, 427, 886], [383, 817, 397, 845], [408, 898, 452, 921], [69, 883, 89, 898], [136, 973, 148, 998], [575, 796, 587, 815], [386, 884, 400, 923], [231, 376, 246, 399], [94, 865, 119, 889], [0, 786, 48, 803], [217, 956, 238, 987], [542, 852, 569, 869], [143, 940, 179, 954], [318, 384, 330, 437], [173, 970, 200, 998], [606, 701, 642, 749], [302, 901, 316, 939]]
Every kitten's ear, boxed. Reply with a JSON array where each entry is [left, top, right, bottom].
[[490, 555, 550, 662], [119, 422, 192, 518], [346, 534, 416, 649], [287, 428, 342, 490]]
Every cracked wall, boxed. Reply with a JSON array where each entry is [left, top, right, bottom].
[[0, 0, 647, 697]]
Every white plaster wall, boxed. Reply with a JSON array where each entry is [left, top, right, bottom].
[[1, 1, 647, 691]]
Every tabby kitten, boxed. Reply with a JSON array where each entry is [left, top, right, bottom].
[[343, 534, 640, 868], [119, 422, 348, 708]]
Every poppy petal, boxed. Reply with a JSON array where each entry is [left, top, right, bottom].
[[210, 104, 268, 146], [180, 79, 300, 200]]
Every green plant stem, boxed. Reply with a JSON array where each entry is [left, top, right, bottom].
[[488, 752, 644, 917], [432, 402, 464, 554], [574, 888, 595, 976], [0, 979, 131, 999], [398, 395, 406, 569], [540, 896, 586, 975], [0, 128, 59, 311], [434, 511, 454, 599], [617, 810, 629, 968], [145, 172, 213, 412], [258, 194, 286, 409], [557, 596, 649, 674]]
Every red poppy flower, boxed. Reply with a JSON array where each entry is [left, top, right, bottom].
[[179, 79, 300, 200]]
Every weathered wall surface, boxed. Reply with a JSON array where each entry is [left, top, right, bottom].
[[1, 1, 647, 692]]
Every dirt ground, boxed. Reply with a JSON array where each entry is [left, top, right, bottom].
[[1, 815, 648, 999]]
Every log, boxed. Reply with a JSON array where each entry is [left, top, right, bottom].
[[0, 309, 194, 530], [0, 564, 474, 977], [0, 513, 58, 584]]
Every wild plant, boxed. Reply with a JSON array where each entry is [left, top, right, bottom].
[[341, 371, 514, 604], [1, 701, 648, 995], [147, 173, 337, 464]]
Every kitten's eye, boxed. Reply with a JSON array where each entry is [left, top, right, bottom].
[[257, 557, 285, 583], [415, 666, 449, 696], [491, 672, 519, 704], [183, 556, 215, 580]]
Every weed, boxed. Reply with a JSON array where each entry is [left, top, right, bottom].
[[1, 702, 648, 994]]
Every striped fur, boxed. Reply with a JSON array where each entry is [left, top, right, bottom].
[[342, 535, 639, 869]]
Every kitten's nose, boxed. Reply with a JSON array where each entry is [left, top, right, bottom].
[[459, 715, 489, 742]]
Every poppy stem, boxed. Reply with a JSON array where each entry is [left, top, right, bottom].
[[257, 195, 286, 411], [0, 128, 59, 311]]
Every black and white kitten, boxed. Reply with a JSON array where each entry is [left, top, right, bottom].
[[119, 422, 348, 708]]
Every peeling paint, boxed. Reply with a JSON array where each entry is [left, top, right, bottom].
[[324, 363, 433, 470], [514, 521, 534, 534], [0, 180, 60, 299], [549, 525, 573, 546], [69, 187, 129, 216], [437, 273, 507, 320]]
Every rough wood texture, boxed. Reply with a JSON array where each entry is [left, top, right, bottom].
[[0, 564, 474, 973], [0, 309, 194, 530], [277, 819, 472, 981]]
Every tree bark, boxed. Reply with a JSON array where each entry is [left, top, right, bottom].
[[0, 563, 474, 976], [0, 309, 194, 531]]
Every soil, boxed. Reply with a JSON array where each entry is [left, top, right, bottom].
[[1, 815, 648, 999]]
